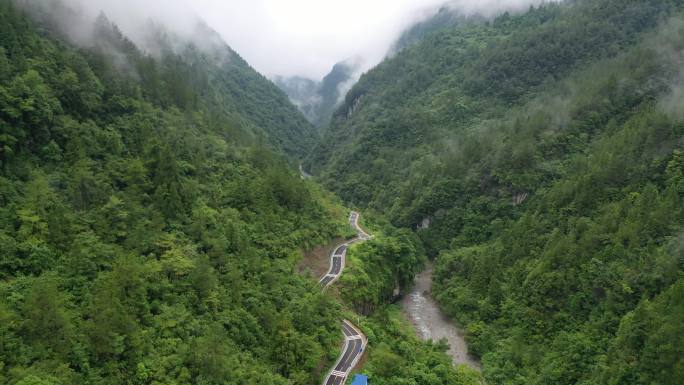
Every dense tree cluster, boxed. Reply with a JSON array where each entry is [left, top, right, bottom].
[[309, 0, 684, 384], [358, 306, 481, 385], [4, 0, 684, 383], [336, 221, 482, 385], [339, 227, 425, 315], [0, 2, 344, 384], [0, 2, 485, 385]]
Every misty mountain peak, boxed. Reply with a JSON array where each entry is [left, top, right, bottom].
[[275, 59, 361, 129]]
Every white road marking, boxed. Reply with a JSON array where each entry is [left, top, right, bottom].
[[320, 211, 370, 385]]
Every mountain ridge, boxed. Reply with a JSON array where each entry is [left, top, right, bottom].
[[19, 0, 318, 158], [275, 59, 359, 130]]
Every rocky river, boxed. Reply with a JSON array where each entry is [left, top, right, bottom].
[[401, 263, 481, 370]]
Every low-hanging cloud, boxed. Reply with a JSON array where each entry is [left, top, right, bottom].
[[23, 0, 559, 79], [656, 18, 684, 122], [193, 0, 557, 79]]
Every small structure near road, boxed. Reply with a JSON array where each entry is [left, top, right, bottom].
[[351, 374, 368, 385]]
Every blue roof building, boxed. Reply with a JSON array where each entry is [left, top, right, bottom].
[[351, 374, 368, 385]]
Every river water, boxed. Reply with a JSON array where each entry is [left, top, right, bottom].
[[401, 263, 481, 370]]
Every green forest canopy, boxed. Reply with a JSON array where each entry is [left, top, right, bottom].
[[0, 2, 343, 384], [3, 0, 684, 384], [0, 2, 485, 385], [309, 0, 684, 384]]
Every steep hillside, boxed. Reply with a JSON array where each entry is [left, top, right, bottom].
[[309, 0, 681, 199], [309, 0, 684, 383], [0, 2, 340, 384], [22, 0, 318, 158], [274, 76, 320, 124], [390, 6, 466, 53], [275, 60, 358, 130], [0, 3, 487, 385]]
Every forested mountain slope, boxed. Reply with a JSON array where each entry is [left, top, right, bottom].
[[0, 2, 342, 384], [22, 0, 317, 158], [390, 6, 465, 53], [308, 0, 684, 384], [275, 59, 359, 130], [309, 0, 681, 206]]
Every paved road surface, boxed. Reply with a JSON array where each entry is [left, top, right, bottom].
[[320, 212, 370, 385], [324, 320, 365, 385], [318, 243, 347, 287], [318, 212, 370, 288], [349, 212, 372, 240]]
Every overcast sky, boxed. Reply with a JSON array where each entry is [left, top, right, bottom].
[[61, 0, 554, 80], [193, 0, 554, 79], [192, 0, 447, 79]]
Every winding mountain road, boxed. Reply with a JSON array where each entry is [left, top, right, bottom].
[[320, 211, 371, 385]]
